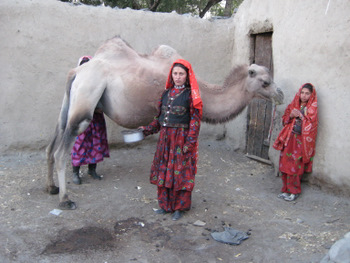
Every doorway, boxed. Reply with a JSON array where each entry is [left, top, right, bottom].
[[246, 32, 273, 161]]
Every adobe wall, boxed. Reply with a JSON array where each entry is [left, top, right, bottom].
[[0, 0, 234, 152], [230, 0, 350, 192]]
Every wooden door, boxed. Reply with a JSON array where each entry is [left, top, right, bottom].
[[246, 33, 273, 161]]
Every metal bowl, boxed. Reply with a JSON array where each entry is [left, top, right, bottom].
[[121, 129, 144, 143]]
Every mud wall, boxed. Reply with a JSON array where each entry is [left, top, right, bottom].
[[0, 0, 234, 152], [230, 0, 350, 192]]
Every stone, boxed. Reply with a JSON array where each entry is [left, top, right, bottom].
[[193, 220, 206, 227], [321, 232, 350, 263]]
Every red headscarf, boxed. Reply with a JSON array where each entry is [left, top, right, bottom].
[[165, 59, 203, 117], [273, 83, 318, 163]]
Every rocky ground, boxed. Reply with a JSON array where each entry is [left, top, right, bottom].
[[1, 137, 349, 263]]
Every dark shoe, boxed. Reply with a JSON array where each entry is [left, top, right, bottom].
[[72, 166, 81, 185], [88, 164, 102, 180], [172, 210, 183, 221], [155, 208, 167, 215], [284, 193, 299, 201], [277, 192, 290, 199]]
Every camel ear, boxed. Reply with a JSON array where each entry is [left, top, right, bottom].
[[248, 69, 256, 77]]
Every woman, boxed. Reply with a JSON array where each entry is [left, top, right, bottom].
[[141, 59, 202, 221], [273, 83, 318, 201], [71, 56, 110, 185]]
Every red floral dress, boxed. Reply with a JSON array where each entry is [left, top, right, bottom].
[[142, 87, 201, 212], [274, 84, 318, 195], [279, 107, 313, 194]]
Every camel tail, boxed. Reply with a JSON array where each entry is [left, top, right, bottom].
[[46, 69, 76, 157], [46, 69, 76, 192]]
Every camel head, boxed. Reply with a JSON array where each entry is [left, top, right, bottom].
[[200, 64, 284, 124], [245, 64, 284, 105]]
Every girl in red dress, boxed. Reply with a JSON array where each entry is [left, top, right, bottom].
[[273, 83, 318, 201], [141, 59, 202, 220]]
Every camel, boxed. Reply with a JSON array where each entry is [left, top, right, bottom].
[[46, 36, 284, 210]]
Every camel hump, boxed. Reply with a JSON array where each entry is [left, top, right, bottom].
[[152, 45, 179, 59], [94, 36, 139, 59]]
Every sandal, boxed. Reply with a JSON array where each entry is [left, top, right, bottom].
[[277, 192, 290, 199], [284, 194, 299, 201]]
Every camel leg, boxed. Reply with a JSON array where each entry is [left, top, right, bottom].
[[47, 149, 59, 195], [48, 67, 104, 209], [53, 115, 92, 210], [46, 128, 60, 195], [46, 93, 71, 196], [53, 130, 77, 210]]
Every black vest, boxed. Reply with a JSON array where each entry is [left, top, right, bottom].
[[292, 107, 306, 135], [159, 88, 191, 128]]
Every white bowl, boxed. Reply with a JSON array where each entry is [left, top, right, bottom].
[[121, 129, 144, 143]]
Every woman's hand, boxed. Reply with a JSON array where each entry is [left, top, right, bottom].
[[290, 109, 299, 118], [298, 111, 304, 120]]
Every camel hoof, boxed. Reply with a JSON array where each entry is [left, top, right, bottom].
[[59, 200, 77, 210], [48, 186, 59, 195]]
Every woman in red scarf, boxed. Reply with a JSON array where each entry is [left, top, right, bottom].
[[141, 59, 202, 220], [273, 83, 318, 201]]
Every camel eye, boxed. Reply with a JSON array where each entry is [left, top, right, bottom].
[[248, 69, 256, 77]]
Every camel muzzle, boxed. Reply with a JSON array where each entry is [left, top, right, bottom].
[[273, 87, 284, 105]]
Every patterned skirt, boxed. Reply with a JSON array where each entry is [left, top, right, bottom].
[[150, 127, 198, 212], [279, 133, 312, 176], [279, 133, 313, 194], [150, 126, 197, 191], [71, 113, 110, 166]]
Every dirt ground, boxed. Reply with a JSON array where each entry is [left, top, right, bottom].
[[1, 137, 349, 263]]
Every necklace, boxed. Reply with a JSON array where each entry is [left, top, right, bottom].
[[174, 84, 185, 89]]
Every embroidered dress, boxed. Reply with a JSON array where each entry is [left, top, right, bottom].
[[279, 133, 310, 194], [71, 112, 110, 166], [273, 84, 318, 195], [143, 59, 202, 213], [143, 88, 201, 212]]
